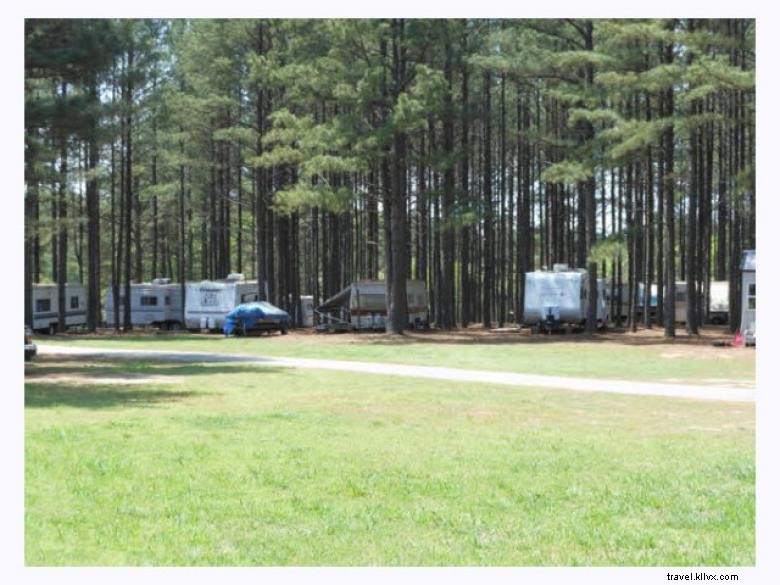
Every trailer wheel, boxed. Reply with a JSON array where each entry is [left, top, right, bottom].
[[280, 326, 288, 335]]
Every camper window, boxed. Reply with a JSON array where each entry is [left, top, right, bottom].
[[748, 283, 756, 310], [35, 299, 50, 312], [675, 290, 687, 302], [140, 296, 158, 306], [165, 296, 171, 305], [201, 292, 218, 306], [70, 296, 79, 309], [241, 293, 259, 303]]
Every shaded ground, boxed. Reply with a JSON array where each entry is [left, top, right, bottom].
[[88, 322, 739, 347]]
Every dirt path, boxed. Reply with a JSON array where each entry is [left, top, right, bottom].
[[36, 344, 754, 403]]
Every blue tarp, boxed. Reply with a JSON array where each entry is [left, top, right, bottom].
[[223, 302, 290, 335]]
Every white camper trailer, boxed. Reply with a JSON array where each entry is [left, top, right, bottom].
[[740, 250, 755, 344], [522, 269, 606, 331], [708, 280, 730, 324], [673, 281, 719, 324], [315, 280, 429, 331], [103, 278, 184, 329], [606, 281, 725, 324], [300, 295, 314, 327], [605, 283, 657, 321], [31, 283, 87, 333], [184, 274, 261, 331]]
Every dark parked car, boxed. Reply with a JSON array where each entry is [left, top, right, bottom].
[[223, 302, 291, 336]]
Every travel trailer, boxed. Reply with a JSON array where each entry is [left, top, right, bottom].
[[609, 281, 727, 325], [604, 283, 657, 321], [673, 281, 727, 324], [31, 283, 87, 333], [740, 250, 755, 345], [184, 274, 261, 331], [103, 278, 184, 329], [708, 280, 730, 324], [522, 268, 606, 332], [315, 280, 429, 331], [300, 295, 315, 327]]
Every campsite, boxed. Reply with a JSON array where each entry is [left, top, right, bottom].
[[23, 17, 756, 569]]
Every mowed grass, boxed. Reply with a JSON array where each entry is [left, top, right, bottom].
[[25, 358, 755, 566], [37, 332, 756, 385]]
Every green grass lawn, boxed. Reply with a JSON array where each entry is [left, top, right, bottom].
[[36, 332, 756, 386], [25, 357, 755, 566]]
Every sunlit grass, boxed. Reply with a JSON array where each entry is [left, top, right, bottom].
[[25, 359, 755, 565]]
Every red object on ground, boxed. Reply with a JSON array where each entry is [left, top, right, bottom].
[[732, 332, 744, 347]]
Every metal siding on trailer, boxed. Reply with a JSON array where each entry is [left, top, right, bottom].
[[709, 281, 730, 314], [104, 283, 182, 327], [184, 279, 259, 330], [522, 271, 583, 325], [32, 283, 87, 330], [740, 251, 756, 342]]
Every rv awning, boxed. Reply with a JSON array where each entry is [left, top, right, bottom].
[[316, 285, 352, 313]]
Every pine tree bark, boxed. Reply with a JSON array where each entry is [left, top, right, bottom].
[[386, 18, 409, 334], [57, 81, 68, 334], [663, 31, 677, 338], [459, 23, 471, 328], [481, 69, 493, 328], [123, 43, 134, 331], [86, 72, 100, 331], [440, 30, 456, 329], [582, 20, 598, 334]]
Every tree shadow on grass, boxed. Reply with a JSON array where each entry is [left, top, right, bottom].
[[25, 361, 287, 409], [25, 383, 201, 409], [40, 326, 736, 349], [348, 325, 737, 348], [25, 359, 285, 380]]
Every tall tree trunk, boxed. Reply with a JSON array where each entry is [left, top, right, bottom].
[[663, 30, 677, 338], [440, 30, 456, 329], [481, 69, 493, 328], [57, 81, 68, 334], [123, 43, 134, 331], [86, 73, 100, 331], [179, 135, 187, 326], [582, 21, 598, 334], [386, 18, 409, 334], [643, 96, 654, 329], [686, 103, 700, 334], [255, 23, 267, 300], [459, 23, 471, 327], [24, 182, 35, 327]]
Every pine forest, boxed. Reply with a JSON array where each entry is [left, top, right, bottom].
[[24, 18, 756, 335]]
